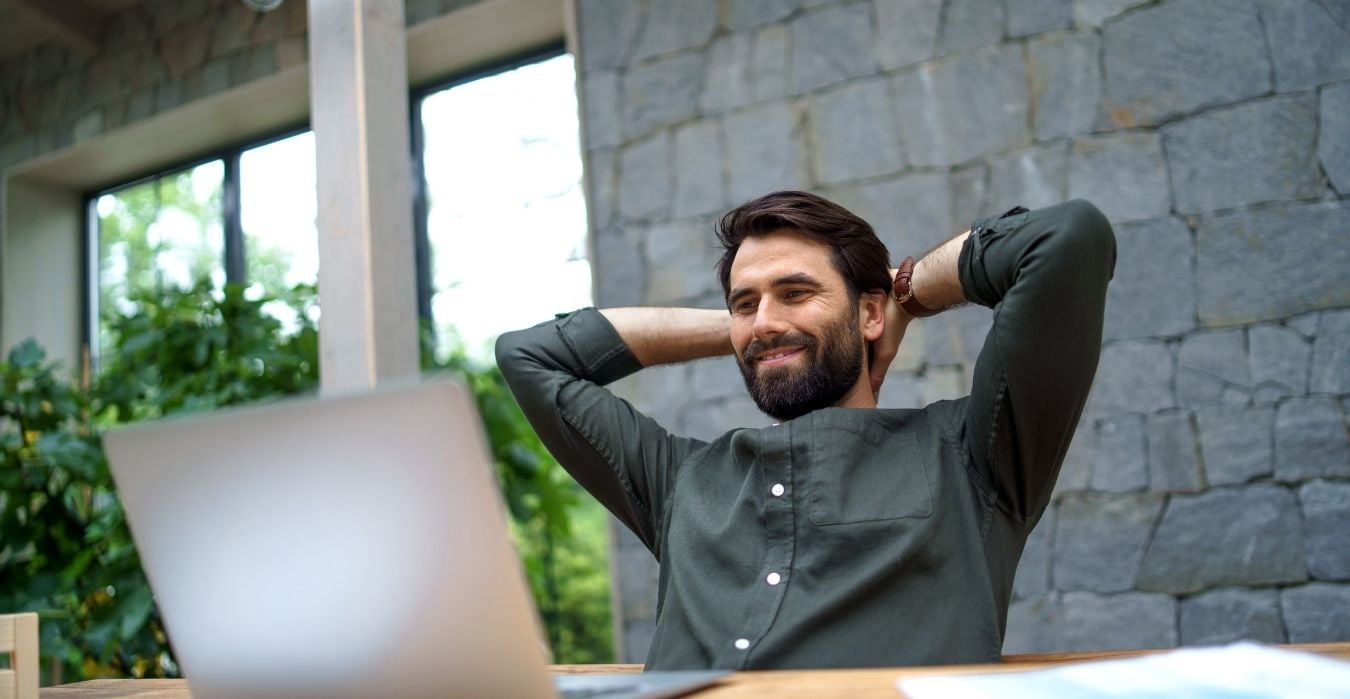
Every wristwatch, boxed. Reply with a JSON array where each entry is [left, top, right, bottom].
[[892, 256, 941, 318]]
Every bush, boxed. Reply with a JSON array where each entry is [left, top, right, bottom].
[[0, 282, 611, 682]]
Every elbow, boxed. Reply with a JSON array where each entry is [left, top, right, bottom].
[[1055, 199, 1117, 282], [494, 330, 527, 383]]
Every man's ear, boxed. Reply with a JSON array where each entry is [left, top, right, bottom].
[[859, 291, 886, 342]]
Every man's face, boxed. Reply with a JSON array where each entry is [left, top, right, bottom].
[[726, 230, 881, 421]]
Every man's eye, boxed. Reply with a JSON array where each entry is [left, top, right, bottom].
[[734, 301, 757, 314], [784, 289, 807, 300]]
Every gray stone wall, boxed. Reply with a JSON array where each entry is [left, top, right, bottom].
[[0, 0, 479, 173], [574, 0, 1350, 662]]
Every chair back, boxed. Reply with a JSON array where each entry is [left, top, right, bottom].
[[0, 613, 38, 699]]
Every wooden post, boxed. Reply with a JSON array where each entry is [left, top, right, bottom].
[[308, 0, 420, 394]]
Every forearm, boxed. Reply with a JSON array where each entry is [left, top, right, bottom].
[[908, 231, 971, 311], [599, 307, 733, 367]]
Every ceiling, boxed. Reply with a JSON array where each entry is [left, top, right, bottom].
[[0, 0, 144, 62]]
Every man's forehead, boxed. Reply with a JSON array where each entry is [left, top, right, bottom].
[[729, 229, 837, 283]]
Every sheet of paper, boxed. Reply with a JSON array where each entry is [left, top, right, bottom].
[[898, 642, 1350, 699]]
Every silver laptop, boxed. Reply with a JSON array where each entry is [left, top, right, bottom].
[[104, 377, 724, 699]]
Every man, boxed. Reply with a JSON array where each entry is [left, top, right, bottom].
[[496, 192, 1115, 670]]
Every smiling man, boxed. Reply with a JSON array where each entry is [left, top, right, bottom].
[[496, 192, 1115, 670]]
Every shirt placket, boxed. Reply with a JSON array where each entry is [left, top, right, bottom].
[[715, 421, 797, 668]]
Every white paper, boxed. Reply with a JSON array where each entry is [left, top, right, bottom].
[[898, 642, 1350, 699]]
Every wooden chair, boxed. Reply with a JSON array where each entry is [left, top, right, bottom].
[[0, 613, 38, 699]]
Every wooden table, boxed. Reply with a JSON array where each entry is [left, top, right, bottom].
[[39, 643, 1350, 698]]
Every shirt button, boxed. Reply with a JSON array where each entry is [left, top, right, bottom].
[[770, 483, 785, 497], [766, 572, 782, 586], [734, 638, 750, 650]]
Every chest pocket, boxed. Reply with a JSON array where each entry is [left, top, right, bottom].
[[807, 414, 933, 526]]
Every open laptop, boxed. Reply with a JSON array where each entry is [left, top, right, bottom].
[[103, 377, 725, 699]]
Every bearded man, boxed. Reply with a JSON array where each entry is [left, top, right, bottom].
[[496, 192, 1115, 670]]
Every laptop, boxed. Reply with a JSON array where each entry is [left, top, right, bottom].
[[103, 377, 725, 699]]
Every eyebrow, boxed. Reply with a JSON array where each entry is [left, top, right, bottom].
[[726, 273, 825, 308]]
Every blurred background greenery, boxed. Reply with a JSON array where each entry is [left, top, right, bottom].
[[0, 279, 614, 682]]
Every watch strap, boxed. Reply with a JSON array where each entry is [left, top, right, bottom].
[[892, 256, 941, 317]]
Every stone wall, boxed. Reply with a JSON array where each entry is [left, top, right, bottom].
[[0, 0, 477, 174], [574, 0, 1350, 661]]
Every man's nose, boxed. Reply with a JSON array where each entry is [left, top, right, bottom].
[[752, 299, 790, 340]]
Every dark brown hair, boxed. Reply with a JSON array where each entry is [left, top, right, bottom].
[[715, 190, 892, 302]]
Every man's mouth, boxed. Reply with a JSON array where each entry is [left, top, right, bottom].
[[756, 346, 805, 367]]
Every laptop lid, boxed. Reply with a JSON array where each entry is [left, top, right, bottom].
[[103, 378, 556, 699]]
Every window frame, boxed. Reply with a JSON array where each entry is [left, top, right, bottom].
[[81, 40, 567, 366]]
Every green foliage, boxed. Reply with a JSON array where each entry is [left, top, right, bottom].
[[0, 281, 612, 683]]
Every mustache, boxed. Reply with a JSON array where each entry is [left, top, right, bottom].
[[741, 332, 818, 365]]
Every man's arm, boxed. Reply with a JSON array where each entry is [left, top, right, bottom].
[[882, 201, 1115, 527], [598, 307, 733, 366], [496, 309, 711, 556]]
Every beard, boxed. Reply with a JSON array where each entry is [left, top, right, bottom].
[[736, 311, 865, 422]]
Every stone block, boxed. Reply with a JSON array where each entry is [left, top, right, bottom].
[[1310, 309, 1350, 395], [1260, 0, 1350, 92], [727, 0, 799, 30], [632, 0, 718, 61], [1090, 414, 1148, 492], [618, 133, 672, 221], [622, 618, 655, 664], [1085, 340, 1174, 419], [1177, 329, 1250, 407], [1300, 480, 1350, 581], [877, 369, 924, 409], [1196, 406, 1275, 486], [1066, 132, 1169, 223], [750, 23, 790, 102], [643, 217, 722, 304], [1009, 591, 1177, 658], [986, 143, 1069, 212], [1320, 82, 1350, 194], [208, 2, 256, 59], [616, 540, 660, 619], [808, 77, 906, 185], [1103, 217, 1195, 341], [1072, 0, 1149, 27], [1008, 0, 1073, 37], [790, 3, 877, 94], [229, 45, 277, 86], [591, 225, 644, 307], [921, 365, 966, 404], [682, 394, 771, 440], [949, 163, 989, 232], [72, 109, 103, 143], [1275, 398, 1350, 482], [274, 36, 307, 71], [1287, 311, 1321, 338], [581, 70, 621, 149], [724, 100, 807, 202], [938, 0, 1004, 55], [1281, 583, 1350, 643], [158, 19, 211, 77], [1196, 202, 1350, 326], [1054, 421, 1094, 496], [1164, 94, 1321, 215], [672, 120, 725, 218], [623, 52, 703, 139], [1248, 324, 1310, 402], [921, 305, 992, 370], [827, 171, 952, 257], [893, 45, 1029, 166], [1138, 484, 1306, 594], [576, 0, 644, 71], [1054, 492, 1163, 592], [689, 357, 746, 402], [875, 0, 942, 70], [154, 80, 183, 113], [702, 35, 753, 115], [1179, 588, 1285, 645], [1014, 508, 1054, 599], [1147, 411, 1205, 493], [1102, 0, 1269, 127], [587, 148, 619, 230]]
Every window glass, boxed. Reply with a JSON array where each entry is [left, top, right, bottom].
[[239, 131, 320, 328], [95, 160, 225, 354], [420, 53, 591, 359]]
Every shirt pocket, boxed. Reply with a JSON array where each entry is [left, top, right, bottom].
[[806, 416, 933, 526]]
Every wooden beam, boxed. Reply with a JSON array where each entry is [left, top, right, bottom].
[[307, 0, 420, 394], [2, 0, 100, 57]]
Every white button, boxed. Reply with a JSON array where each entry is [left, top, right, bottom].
[[766, 572, 782, 586], [770, 483, 785, 497], [734, 638, 750, 650]]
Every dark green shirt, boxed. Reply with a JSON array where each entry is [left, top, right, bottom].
[[496, 200, 1115, 670]]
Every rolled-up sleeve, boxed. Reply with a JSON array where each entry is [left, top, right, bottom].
[[495, 308, 702, 556], [958, 200, 1116, 528]]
